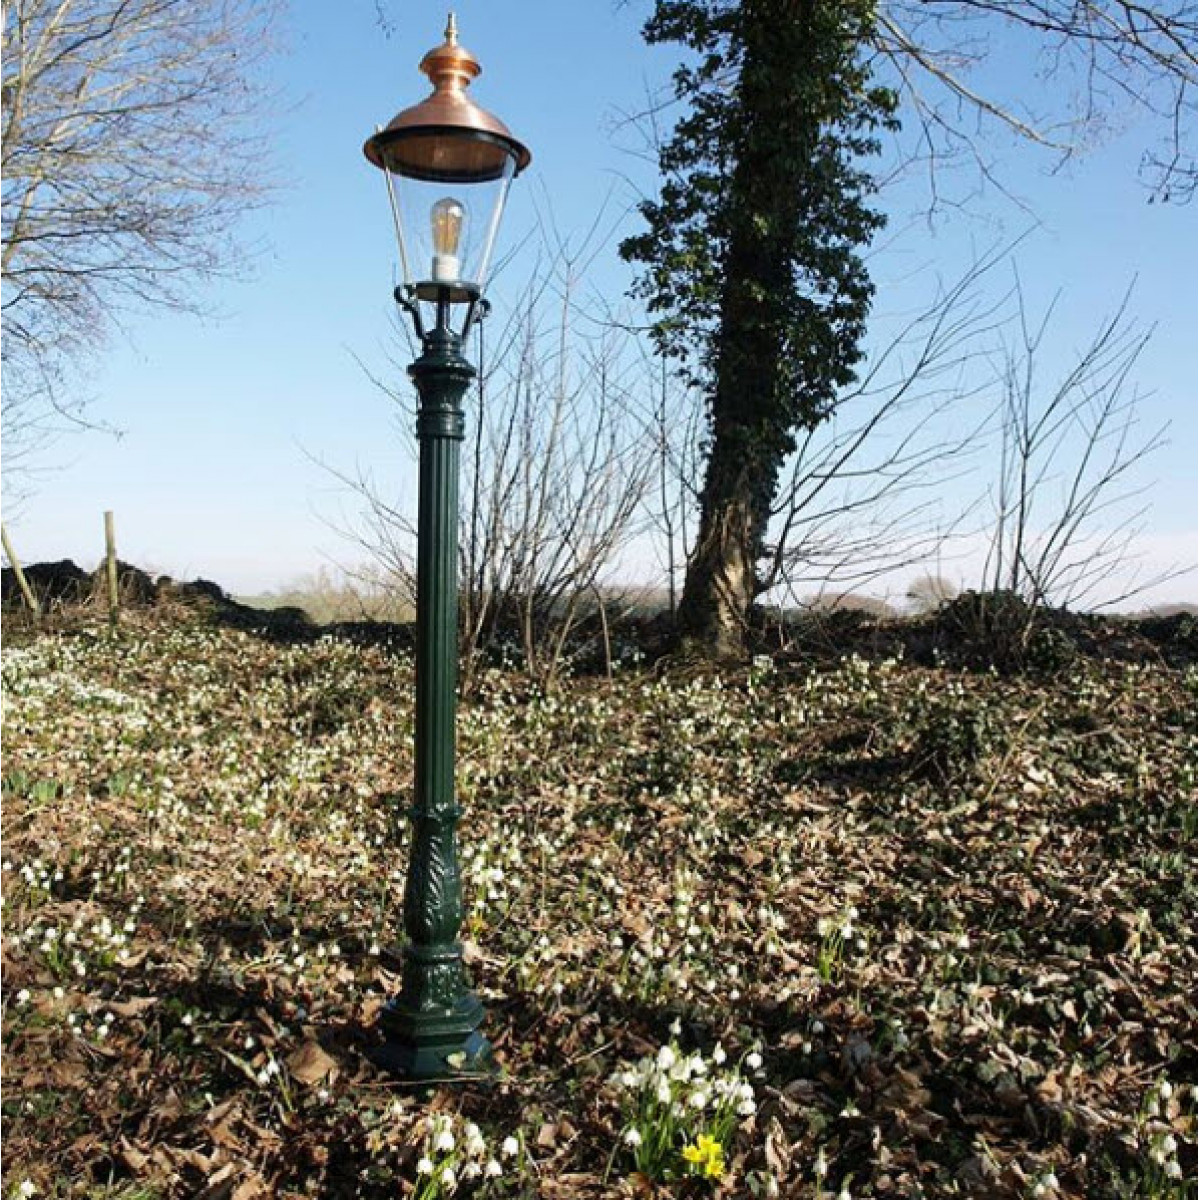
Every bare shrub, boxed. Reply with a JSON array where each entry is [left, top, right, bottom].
[[982, 282, 1187, 615], [906, 574, 960, 613], [333, 225, 656, 684]]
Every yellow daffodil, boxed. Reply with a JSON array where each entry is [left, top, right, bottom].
[[682, 1134, 725, 1179]]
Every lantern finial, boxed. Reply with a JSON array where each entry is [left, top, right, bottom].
[[417, 14, 480, 92]]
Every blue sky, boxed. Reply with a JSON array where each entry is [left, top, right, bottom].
[[6, 0, 1196, 605]]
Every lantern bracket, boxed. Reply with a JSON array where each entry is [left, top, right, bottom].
[[394, 283, 491, 345]]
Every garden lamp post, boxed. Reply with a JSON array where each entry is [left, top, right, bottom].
[[363, 13, 530, 1079]]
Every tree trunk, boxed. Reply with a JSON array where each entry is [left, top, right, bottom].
[[676, 3, 804, 656], [677, 490, 758, 656]]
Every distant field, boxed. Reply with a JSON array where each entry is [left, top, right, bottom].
[[2, 609, 1196, 1198], [234, 588, 415, 626]]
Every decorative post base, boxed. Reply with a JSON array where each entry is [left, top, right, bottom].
[[372, 935, 494, 1079], [371, 995, 493, 1079]]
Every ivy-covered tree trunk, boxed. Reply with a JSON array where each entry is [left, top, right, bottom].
[[676, 6, 808, 652], [675, 184, 790, 651], [623, 0, 894, 657]]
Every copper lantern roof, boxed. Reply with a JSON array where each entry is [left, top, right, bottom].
[[364, 14, 532, 184]]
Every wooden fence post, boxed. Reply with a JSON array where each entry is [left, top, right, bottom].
[[1, 523, 41, 616], [104, 510, 119, 629]]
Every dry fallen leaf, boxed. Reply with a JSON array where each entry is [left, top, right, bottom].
[[286, 1041, 337, 1086]]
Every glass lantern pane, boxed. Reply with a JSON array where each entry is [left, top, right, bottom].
[[388, 151, 516, 293]]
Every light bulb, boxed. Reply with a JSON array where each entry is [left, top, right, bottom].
[[430, 196, 466, 282]]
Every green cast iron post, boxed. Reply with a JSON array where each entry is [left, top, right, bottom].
[[373, 312, 492, 1078]]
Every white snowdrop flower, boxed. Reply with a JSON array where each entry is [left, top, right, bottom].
[[738, 1098, 756, 1116], [1162, 1134, 1177, 1154], [52, 987, 64, 1001], [656, 1081, 672, 1104], [837, 1188, 852, 1200], [669, 1017, 682, 1037], [484, 1160, 503, 1178], [815, 1148, 828, 1178], [688, 1090, 708, 1109], [1160, 1080, 1174, 1099], [16, 989, 31, 1005], [1167, 1162, 1183, 1180], [416, 1156, 434, 1175], [848, 906, 859, 919], [840, 923, 854, 939], [713, 1043, 727, 1065], [657, 1045, 677, 1070], [19, 1181, 37, 1198], [501, 1135, 520, 1158], [746, 1051, 763, 1070], [812, 1020, 825, 1034], [623, 1128, 642, 1147], [462, 1162, 482, 1181], [956, 934, 970, 950], [440, 1167, 456, 1188], [182, 1013, 194, 1026], [435, 1129, 455, 1152]]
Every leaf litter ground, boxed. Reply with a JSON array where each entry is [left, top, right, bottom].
[[1, 612, 1195, 1198]]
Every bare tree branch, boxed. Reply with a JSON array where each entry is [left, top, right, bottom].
[[1, 0, 280, 485]]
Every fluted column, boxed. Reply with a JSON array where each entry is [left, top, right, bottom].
[[375, 321, 492, 1078]]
